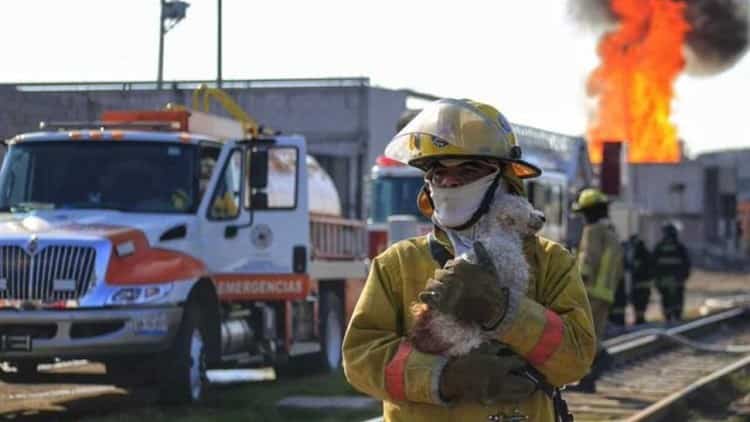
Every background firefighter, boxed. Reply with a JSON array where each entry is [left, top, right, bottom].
[[653, 223, 691, 322], [625, 234, 653, 325], [569, 188, 623, 392], [610, 233, 653, 328]]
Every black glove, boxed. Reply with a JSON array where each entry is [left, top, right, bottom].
[[419, 242, 510, 330], [439, 346, 536, 405]]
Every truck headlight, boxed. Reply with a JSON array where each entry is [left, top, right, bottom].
[[107, 283, 173, 305]]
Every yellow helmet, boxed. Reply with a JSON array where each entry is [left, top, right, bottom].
[[384, 98, 541, 179], [572, 188, 609, 212]]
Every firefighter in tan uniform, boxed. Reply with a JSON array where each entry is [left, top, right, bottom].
[[342, 99, 595, 421], [569, 188, 623, 392]]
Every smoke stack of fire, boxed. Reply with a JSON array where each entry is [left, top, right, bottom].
[[569, 0, 749, 164], [600, 141, 623, 196]]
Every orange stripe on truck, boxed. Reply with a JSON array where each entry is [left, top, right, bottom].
[[105, 228, 206, 285], [213, 274, 310, 301]]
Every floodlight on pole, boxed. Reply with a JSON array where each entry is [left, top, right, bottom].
[[157, 0, 190, 89]]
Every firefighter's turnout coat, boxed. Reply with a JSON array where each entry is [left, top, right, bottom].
[[576, 220, 624, 339], [342, 232, 595, 421]]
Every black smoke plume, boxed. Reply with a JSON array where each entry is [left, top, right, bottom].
[[568, 0, 749, 75], [684, 0, 749, 75]]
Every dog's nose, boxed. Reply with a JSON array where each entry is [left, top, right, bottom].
[[539, 214, 546, 223]]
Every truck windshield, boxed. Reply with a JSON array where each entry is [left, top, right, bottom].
[[0, 142, 198, 213], [369, 176, 429, 223]]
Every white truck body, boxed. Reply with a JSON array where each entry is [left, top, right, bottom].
[[0, 109, 367, 402]]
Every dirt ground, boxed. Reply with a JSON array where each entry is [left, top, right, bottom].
[[623, 269, 749, 325], [686, 269, 749, 293]]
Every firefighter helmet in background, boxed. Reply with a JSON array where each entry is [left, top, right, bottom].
[[384, 98, 541, 179], [572, 188, 610, 212], [662, 222, 679, 238]]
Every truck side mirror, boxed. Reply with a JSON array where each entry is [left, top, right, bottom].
[[247, 148, 269, 210], [249, 149, 269, 189]]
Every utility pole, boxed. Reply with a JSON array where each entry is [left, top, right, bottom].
[[157, 0, 190, 89], [217, 0, 223, 88], [157, 0, 166, 89]]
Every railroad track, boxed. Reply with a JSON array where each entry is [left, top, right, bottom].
[[566, 307, 750, 421]]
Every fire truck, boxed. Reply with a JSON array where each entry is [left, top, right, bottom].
[[0, 86, 368, 403], [367, 155, 432, 258]]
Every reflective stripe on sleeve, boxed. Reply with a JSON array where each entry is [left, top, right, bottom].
[[385, 340, 413, 401], [525, 309, 564, 366]]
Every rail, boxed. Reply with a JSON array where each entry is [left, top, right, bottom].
[[567, 306, 750, 421], [310, 213, 367, 261]]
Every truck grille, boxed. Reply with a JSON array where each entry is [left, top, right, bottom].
[[0, 245, 97, 301]]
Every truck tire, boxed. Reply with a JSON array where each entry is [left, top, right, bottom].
[[159, 303, 208, 404], [318, 292, 344, 372]]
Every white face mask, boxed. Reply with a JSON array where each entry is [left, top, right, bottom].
[[427, 170, 500, 229]]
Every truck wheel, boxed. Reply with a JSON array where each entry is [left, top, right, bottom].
[[160, 303, 208, 404], [318, 292, 344, 372]]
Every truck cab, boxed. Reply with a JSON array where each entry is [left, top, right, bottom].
[[0, 104, 367, 403], [367, 155, 431, 258]]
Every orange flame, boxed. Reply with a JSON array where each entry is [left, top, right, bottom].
[[587, 0, 690, 163]]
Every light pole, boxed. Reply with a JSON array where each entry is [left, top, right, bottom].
[[157, 0, 190, 89], [217, 0, 222, 88]]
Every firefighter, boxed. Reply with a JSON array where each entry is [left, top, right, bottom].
[[653, 223, 691, 322], [342, 98, 595, 421], [569, 188, 623, 392], [608, 270, 627, 327], [625, 233, 652, 325]]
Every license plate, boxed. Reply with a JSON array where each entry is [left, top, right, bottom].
[[0, 335, 32, 352]]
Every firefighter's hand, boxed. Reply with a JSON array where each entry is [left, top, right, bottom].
[[439, 348, 536, 405], [418, 242, 510, 330]]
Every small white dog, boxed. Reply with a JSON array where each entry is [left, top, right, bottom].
[[410, 190, 545, 356]]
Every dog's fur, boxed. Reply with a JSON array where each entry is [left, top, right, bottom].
[[409, 191, 545, 356]]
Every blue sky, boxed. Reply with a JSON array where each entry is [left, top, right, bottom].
[[0, 0, 747, 156]]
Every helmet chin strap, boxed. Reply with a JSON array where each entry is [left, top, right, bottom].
[[429, 172, 503, 232]]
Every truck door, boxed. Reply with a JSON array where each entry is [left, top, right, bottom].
[[243, 137, 309, 274], [211, 136, 311, 302], [199, 143, 251, 272]]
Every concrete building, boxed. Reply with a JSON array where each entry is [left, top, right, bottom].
[[697, 148, 750, 258], [0, 78, 438, 219], [614, 151, 750, 266], [626, 163, 705, 249]]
